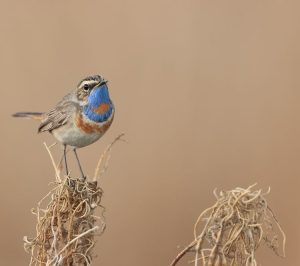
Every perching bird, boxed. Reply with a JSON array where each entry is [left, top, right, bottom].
[[13, 75, 114, 178]]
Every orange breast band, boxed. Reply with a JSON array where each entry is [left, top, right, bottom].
[[76, 113, 114, 134]]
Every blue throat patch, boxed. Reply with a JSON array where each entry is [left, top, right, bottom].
[[83, 84, 114, 123]]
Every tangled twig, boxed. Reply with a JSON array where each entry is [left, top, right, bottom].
[[24, 134, 124, 265], [171, 184, 286, 266], [93, 133, 126, 181], [24, 173, 104, 265]]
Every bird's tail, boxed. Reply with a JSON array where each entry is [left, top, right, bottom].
[[12, 112, 44, 120]]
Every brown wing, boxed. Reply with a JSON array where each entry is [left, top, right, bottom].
[[38, 101, 78, 133]]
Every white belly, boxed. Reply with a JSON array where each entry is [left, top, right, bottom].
[[52, 123, 103, 148]]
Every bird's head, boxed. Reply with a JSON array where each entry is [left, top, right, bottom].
[[76, 75, 114, 123]]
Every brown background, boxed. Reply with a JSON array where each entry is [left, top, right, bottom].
[[0, 0, 299, 265]]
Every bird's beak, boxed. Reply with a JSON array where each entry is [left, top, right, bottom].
[[99, 79, 108, 86]]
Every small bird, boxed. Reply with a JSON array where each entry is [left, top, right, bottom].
[[13, 75, 114, 179]]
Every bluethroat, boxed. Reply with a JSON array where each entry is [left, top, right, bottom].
[[13, 75, 115, 179]]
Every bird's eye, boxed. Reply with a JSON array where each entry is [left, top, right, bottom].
[[83, 84, 89, 91]]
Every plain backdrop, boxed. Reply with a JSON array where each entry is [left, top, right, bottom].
[[0, 0, 299, 265]]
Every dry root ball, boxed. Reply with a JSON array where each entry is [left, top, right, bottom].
[[23, 134, 124, 265], [24, 177, 105, 266], [171, 184, 286, 266]]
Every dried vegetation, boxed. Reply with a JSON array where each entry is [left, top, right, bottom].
[[171, 184, 286, 266], [24, 134, 124, 265]]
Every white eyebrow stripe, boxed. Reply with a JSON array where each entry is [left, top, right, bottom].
[[79, 80, 99, 88]]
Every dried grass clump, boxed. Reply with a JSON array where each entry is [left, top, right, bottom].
[[24, 177, 104, 265], [171, 184, 286, 266], [24, 134, 124, 266]]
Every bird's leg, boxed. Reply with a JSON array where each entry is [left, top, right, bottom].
[[64, 144, 69, 176], [73, 148, 85, 179]]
